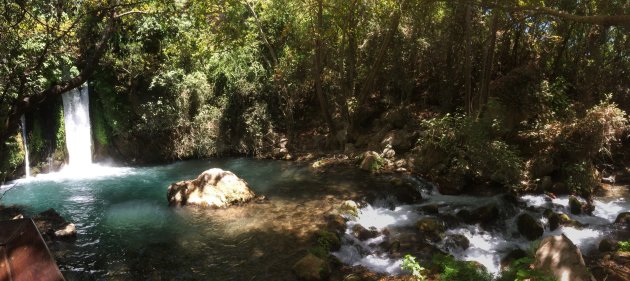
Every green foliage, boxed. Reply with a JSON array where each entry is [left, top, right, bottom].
[[416, 114, 523, 188], [497, 257, 557, 281], [618, 241, 630, 252], [431, 254, 492, 281], [401, 254, 426, 281], [1, 136, 25, 180], [561, 162, 599, 195]]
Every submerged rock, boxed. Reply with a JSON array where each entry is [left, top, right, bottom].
[[166, 168, 256, 208], [416, 218, 445, 241], [292, 253, 330, 281], [534, 234, 595, 281], [351, 224, 379, 241], [517, 213, 543, 241], [444, 234, 470, 251]]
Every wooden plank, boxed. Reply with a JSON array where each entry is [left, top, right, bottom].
[[0, 219, 65, 281]]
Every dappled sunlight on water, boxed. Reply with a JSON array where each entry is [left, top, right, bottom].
[[2, 158, 391, 280]]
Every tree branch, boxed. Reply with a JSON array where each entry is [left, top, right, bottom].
[[481, 2, 630, 27]]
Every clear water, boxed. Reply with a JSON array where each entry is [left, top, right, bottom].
[[1, 158, 377, 280]]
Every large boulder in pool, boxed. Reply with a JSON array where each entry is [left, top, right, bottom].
[[167, 168, 256, 208], [534, 234, 595, 281]]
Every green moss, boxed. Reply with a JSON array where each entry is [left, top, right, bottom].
[[431, 254, 493, 281], [1, 135, 25, 181], [619, 241, 630, 252], [497, 257, 557, 281]]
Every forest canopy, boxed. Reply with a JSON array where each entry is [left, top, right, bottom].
[[1, 0, 629, 195]]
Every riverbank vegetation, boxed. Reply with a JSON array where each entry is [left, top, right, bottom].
[[0, 1, 629, 279], [2, 0, 629, 199]]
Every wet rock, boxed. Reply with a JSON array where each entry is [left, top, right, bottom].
[[471, 203, 500, 224], [569, 195, 583, 215], [416, 218, 445, 241], [360, 151, 384, 172], [166, 168, 255, 208], [444, 234, 470, 251], [352, 225, 379, 241], [33, 208, 77, 241], [54, 223, 76, 238], [534, 234, 595, 281], [517, 213, 543, 241], [420, 204, 439, 215], [387, 178, 423, 205], [599, 238, 619, 252], [549, 212, 583, 231], [292, 253, 330, 281], [615, 212, 630, 225], [500, 248, 528, 271], [458, 203, 500, 225], [0, 205, 23, 221]]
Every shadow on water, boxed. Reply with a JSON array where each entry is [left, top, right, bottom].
[[2, 158, 399, 280]]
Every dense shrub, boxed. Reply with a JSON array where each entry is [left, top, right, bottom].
[[414, 114, 523, 190]]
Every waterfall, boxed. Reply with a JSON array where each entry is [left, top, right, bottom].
[[20, 115, 31, 178], [62, 84, 93, 167]]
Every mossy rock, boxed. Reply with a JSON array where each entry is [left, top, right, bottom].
[[339, 200, 360, 218], [316, 230, 341, 252], [292, 253, 331, 281], [416, 218, 445, 241], [444, 234, 470, 251], [517, 213, 543, 241], [500, 248, 528, 270], [549, 212, 584, 231], [360, 151, 384, 172], [569, 196, 583, 215]]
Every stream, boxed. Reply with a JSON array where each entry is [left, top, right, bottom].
[[333, 179, 630, 275], [1, 158, 629, 280]]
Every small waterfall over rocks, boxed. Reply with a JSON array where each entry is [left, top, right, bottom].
[[62, 84, 92, 167], [333, 182, 630, 276], [20, 114, 30, 178]]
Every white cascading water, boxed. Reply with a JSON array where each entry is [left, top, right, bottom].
[[333, 179, 630, 276], [62, 84, 93, 167], [20, 114, 31, 178]]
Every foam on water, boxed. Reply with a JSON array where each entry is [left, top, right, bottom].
[[334, 185, 630, 276]]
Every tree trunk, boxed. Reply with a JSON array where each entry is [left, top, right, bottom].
[[463, 4, 473, 115], [314, 0, 336, 137], [478, 8, 500, 117], [355, 0, 406, 108]]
